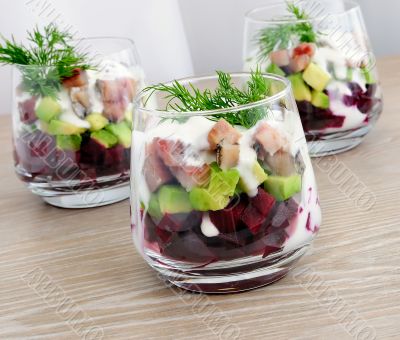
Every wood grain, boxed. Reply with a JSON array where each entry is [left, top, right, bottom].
[[1, 57, 400, 340]]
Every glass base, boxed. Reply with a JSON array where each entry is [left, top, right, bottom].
[[307, 124, 372, 157], [149, 244, 310, 294], [35, 184, 129, 208]]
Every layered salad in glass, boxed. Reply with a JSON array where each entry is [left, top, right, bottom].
[[131, 71, 321, 291], [1, 25, 144, 190], [244, 1, 383, 152]]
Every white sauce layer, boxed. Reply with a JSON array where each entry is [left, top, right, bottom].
[[201, 213, 220, 237]]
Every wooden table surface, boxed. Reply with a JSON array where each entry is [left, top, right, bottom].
[[1, 57, 400, 340]]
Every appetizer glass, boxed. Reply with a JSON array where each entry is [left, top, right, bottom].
[[244, 0, 383, 156], [12, 38, 145, 208], [131, 73, 322, 293]]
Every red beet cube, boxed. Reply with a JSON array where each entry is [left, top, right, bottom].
[[15, 131, 56, 174], [250, 188, 276, 217], [241, 205, 266, 235], [18, 97, 37, 124], [209, 198, 247, 234]]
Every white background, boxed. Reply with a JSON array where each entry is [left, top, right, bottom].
[[0, 0, 399, 114]]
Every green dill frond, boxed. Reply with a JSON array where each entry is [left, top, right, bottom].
[[0, 24, 94, 98], [256, 1, 318, 62], [144, 69, 271, 129]]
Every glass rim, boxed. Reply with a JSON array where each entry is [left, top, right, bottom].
[[245, 0, 361, 25], [11, 36, 138, 68], [136, 72, 292, 118]]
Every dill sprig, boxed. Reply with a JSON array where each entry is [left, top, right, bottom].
[[0, 24, 93, 98], [144, 69, 271, 129], [256, 1, 318, 62]]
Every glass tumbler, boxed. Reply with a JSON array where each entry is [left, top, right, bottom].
[[244, 0, 383, 156], [131, 73, 322, 293], [12, 38, 145, 208]]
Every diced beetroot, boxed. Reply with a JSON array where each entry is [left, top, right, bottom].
[[209, 198, 247, 234], [348, 82, 364, 97], [144, 141, 174, 192], [263, 228, 288, 257], [103, 144, 126, 167], [80, 138, 106, 166], [162, 232, 215, 263], [208, 119, 242, 150], [366, 83, 377, 98], [144, 214, 157, 243], [250, 188, 276, 217], [343, 95, 358, 107], [270, 49, 290, 67], [357, 96, 374, 113], [156, 227, 173, 246], [62, 68, 88, 88], [271, 199, 299, 228], [53, 149, 81, 180], [241, 205, 266, 235], [15, 131, 56, 174], [158, 212, 201, 233], [18, 97, 37, 124]]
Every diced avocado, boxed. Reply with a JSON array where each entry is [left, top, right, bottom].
[[311, 91, 330, 109], [36, 97, 62, 122], [158, 185, 192, 214], [190, 187, 230, 212], [148, 194, 163, 220], [266, 63, 286, 77], [105, 122, 132, 148], [361, 67, 375, 84], [288, 73, 312, 102], [302, 63, 331, 91], [208, 166, 240, 198], [190, 164, 240, 212], [86, 113, 108, 132], [239, 162, 268, 194], [48, 120, 86, 135], [56, 135, 82, 151], [91, 130, 118, 149], [264, 175, 302, 202]]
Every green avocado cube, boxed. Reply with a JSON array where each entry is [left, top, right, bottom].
[[91, 130, 118, 149], [106, 122, 132, 148], [288, 73, 312, 102], [36, 97, 62, 122], [266, 63, 286, 77], [86, 113, 109, 132], [239, 162, 269, 194], [48, 120, 86, 135], [311, 91, 330, 109], [56, 135, 82, 151], [189, 187, 230, 212], [361, 67, 375, 84], [208, 167, 240, 198], [148, 194, 163, 220], [158, 185, 192, 214], [264, 175, 302, 201], [303, 63, 331, 92]]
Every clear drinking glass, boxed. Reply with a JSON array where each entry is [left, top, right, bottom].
[[12, 38, 145, 208], [131, 73, 322, 293], [244, 0, 383, 156]]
